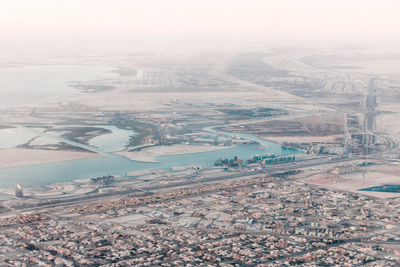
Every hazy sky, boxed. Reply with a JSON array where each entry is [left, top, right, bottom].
[[1, 0, 399, 56]]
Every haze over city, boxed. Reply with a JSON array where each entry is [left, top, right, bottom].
[[0, 1, 400, 266], [1, 0, 400, 56]]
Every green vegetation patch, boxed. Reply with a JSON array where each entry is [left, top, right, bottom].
[[115, 120, 153, 147], [218, 107, 287, 118], [49, 126, 111, 144], [218, 109, 255, 117]]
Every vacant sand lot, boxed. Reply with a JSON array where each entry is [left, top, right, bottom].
[[302, 163, 400, 199], [116, 144, 230, 162]]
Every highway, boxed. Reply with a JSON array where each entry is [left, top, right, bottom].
[[6, 154, 375, 214], [362, 78, 397, 151]]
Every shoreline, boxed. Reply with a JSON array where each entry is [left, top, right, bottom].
[[115, 144, 233, 163], [0, 148, 104, 169]]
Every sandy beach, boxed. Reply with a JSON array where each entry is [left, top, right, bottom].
[[116, 144, 231, 162], [0, 148, 103, 169]]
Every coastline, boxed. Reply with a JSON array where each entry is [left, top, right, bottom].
[[115, 144, 232, 163], [0, 148, 104, 169]]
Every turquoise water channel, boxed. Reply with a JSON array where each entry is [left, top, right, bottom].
[[360, 184, 400, 193], [0, 125, 300, 188]]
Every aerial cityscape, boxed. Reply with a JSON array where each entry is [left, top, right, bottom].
[[1, 0, 400, 266]]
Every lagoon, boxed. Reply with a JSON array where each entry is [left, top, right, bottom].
[[89, 125, 134, 152], [0, 126, 38, 149]]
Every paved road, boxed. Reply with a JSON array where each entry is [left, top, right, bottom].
[[5, 154, 373, 215]]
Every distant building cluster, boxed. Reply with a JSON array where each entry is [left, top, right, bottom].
[[91, 175, 115, 185], [215, 156, 243, 167], [215, 153, 295, 167]]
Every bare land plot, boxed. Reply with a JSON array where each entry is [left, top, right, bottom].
[[116, 144, 231, 162], [0, 148, 103, 169]]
